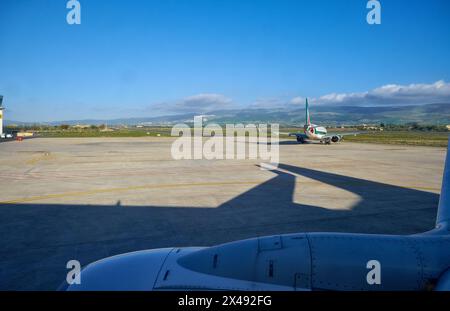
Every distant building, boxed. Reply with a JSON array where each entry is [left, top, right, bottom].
[[361, 124, 382, 131], [73, 124, 91, 129], [100, 123, 114, 132], [16, 132, 34, 137]]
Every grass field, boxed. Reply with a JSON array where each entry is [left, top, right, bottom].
[[343, 131, 449, 147], [38, 127, 173, 138], [279, 128, 449, 147], [34, 127, 449, 147]]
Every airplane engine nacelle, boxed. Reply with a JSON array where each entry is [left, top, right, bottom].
[[331, 135, 341, 143]]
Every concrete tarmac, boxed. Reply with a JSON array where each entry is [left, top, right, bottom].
[[0, 137, 446, 289]]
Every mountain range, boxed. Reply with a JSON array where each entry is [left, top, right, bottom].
[[5, 103, 450, 126]]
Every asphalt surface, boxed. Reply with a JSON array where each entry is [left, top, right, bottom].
[[0, 137, 446, 290]]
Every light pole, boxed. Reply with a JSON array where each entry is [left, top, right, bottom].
[[0, 95, 4, 137]]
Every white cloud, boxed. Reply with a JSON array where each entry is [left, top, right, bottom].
[[148, 81, 450, 116], [151, 93, 234, 114], [250, 97, 286, 109], [290, 96, 306, 105], [293, 80, 450, 106]]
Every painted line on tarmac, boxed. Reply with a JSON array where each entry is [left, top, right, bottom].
[[0, 180, 266, 204], [0, 180, 439, 205]]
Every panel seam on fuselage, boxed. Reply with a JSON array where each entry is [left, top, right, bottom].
[[304, 233, 314, 290], [152, 248, 175, 289]]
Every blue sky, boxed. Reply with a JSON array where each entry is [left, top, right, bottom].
[[1, 0, 450, 121]]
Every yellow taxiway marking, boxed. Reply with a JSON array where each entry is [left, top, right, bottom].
[[26, 152, 55, 165], [401, 186, 440, 191], [0, 178, 440, 205], [0, 180, 265, 204]]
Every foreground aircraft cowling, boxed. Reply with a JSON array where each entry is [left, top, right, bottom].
[[288, 98, 359, 144], [65, 138, 450, 291]]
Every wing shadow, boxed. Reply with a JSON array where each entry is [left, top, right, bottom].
[[0, 163, 439, 289]]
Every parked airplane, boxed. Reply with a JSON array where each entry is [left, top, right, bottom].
[[65, 137, 450, 291], [289, 98, 359, 144]]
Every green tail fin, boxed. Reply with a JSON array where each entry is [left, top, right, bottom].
[[305, 98, 310, 125]]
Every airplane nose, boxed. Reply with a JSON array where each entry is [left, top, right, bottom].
[[66, 248, 173, 291]]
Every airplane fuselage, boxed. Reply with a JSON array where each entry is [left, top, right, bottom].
[[304, 124, 328, 141]]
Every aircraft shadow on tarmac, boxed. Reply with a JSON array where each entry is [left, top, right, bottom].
[[257, 140, 312, 145], [0, 163, 439, 289]]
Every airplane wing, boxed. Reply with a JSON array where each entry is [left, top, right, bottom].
[[321, 131, 362, 142], [288, 132, 307, 138], [272, 131, 293, 136], [324, 131, 361, 138], [272, 131, 307, 138]]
